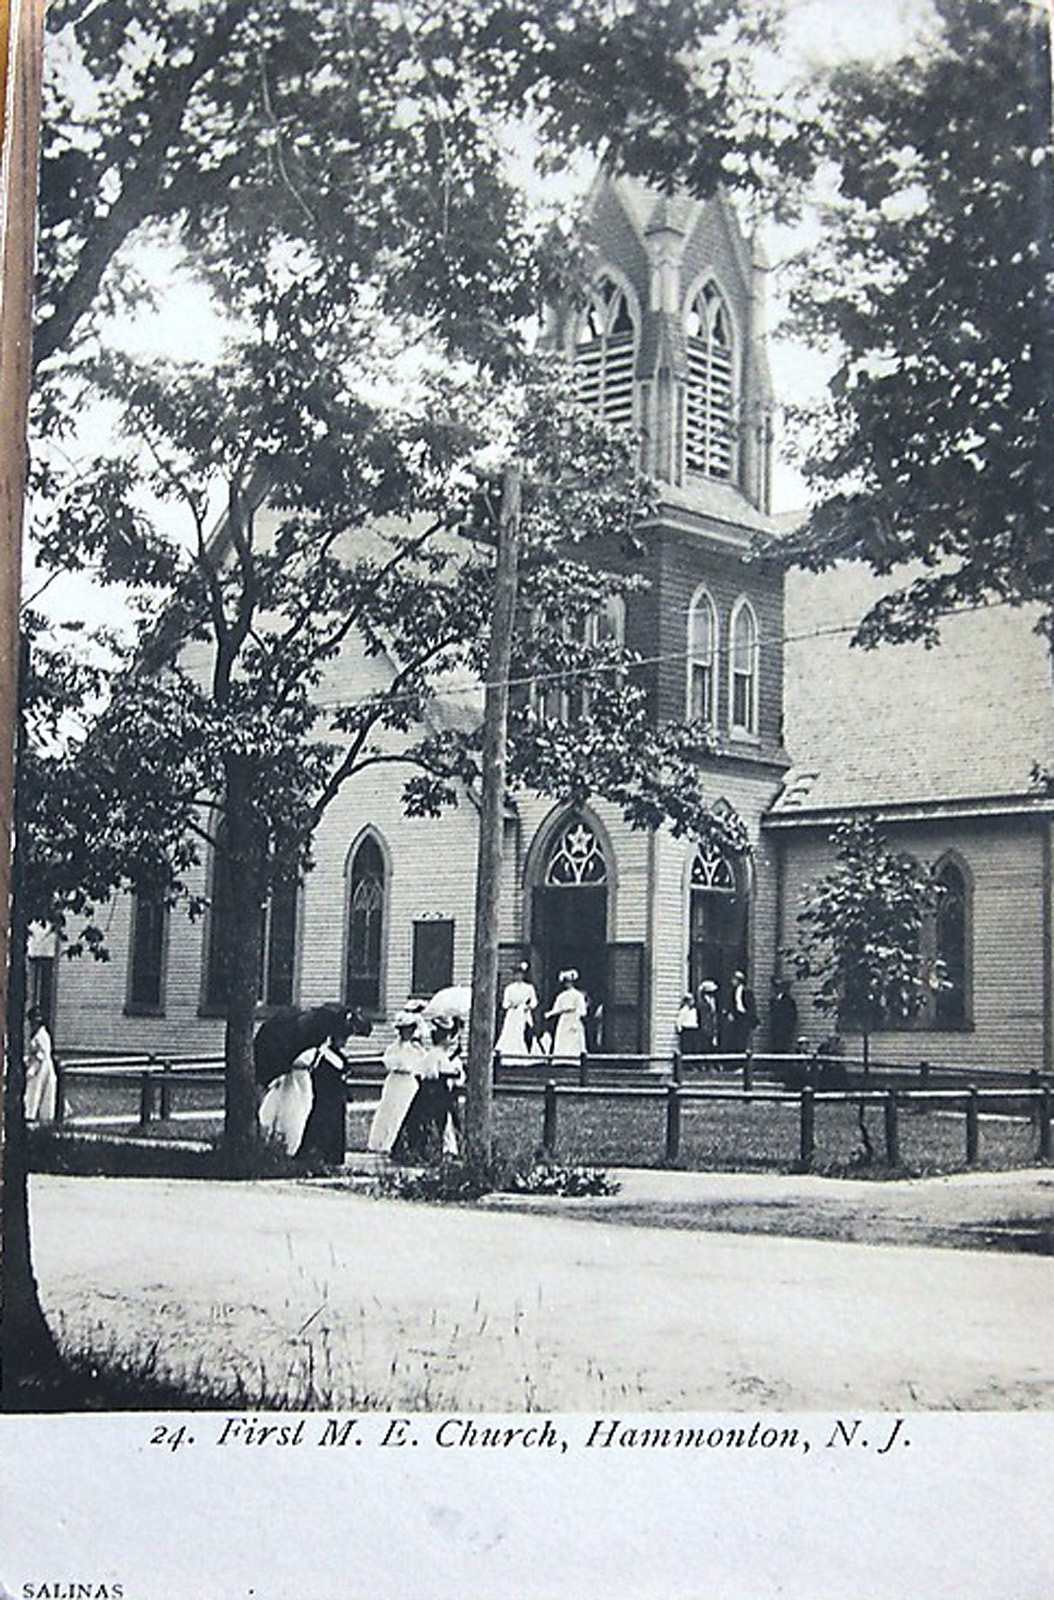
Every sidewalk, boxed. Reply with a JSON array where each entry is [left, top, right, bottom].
[[476, 1164, 1054, 1253]]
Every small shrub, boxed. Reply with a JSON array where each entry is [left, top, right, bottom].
[[376, 1149, 619, 1202]]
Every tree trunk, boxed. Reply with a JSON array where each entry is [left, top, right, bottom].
[[218, 771, 266, 1175], [465, 466, 522, 1164], [2, 647, 65, 1406], [0, 0, 56, 1407]]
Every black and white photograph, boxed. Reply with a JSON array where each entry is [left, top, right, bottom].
[[1, 0, 1053, 1594]]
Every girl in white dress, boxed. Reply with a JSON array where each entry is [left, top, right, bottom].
[[546, 970, 589, 1059], [494, 962, 538, 1060], [368, 1013, 426, 1154]]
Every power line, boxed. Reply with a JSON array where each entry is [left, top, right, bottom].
[[305, 597, 1021, 718]]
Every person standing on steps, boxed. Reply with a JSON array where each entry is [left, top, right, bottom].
[[725, 970, 760, 1054], [546, 969, 589, 1060], [494, 960, 538, 1061]]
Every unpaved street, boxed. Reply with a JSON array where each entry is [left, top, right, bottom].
[[29, 1171, 1054, 1410]]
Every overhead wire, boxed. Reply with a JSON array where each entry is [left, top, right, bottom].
[[305, 596, 1022, 717]]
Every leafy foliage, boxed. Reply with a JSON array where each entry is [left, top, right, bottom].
[[781, 0, 1054, 647], [790, 818, 940, 1044], [376, 1149, 619, 1202]]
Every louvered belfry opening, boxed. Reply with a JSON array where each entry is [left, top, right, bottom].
[[574, 275, 636, 429], [685, 281, 735, 481]]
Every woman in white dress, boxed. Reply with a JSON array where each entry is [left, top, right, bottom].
[[258, 1044, 321, 1156], [367, 1012, 426, 1154], [25, 1010, 57, 1123], [494, 962, 538, 1061], [546, 970, 589, 1060]]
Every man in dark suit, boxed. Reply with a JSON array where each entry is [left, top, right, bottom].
[[725, 970, 759, 1054]]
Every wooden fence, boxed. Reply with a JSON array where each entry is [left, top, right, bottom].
[[52, 1050, 1054, 1169]]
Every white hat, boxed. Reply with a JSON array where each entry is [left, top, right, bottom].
[[558, 968, 579, 983], [393, 1009, 420, 1030]]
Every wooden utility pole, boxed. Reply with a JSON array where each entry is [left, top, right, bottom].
[[464, 464, 522, 1162]]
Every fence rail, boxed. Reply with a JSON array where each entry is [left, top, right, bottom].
[[50, 1050, 1054, 1169]]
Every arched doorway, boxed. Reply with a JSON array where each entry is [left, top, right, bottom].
[[688, 847, 749, 1016], [531, 815, 609, 1041]]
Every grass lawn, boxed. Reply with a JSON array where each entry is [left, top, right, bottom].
[[45, 1076, 1049, 1177]]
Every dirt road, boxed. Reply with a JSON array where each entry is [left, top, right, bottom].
[[29, 1171, 1054, 1410]]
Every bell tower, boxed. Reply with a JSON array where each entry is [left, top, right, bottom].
[[556, 173, 775, 514]]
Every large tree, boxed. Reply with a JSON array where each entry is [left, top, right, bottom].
[[7, 3, 814, 1406], [32, 316, 748, 1168], [779, 0, 1053, 647]]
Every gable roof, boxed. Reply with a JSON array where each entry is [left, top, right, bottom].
[[770, 560, 1054, 821]]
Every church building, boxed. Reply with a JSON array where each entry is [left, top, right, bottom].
[[48, 173, 1054, 1076]]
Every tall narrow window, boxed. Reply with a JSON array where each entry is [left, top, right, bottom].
[[346, 834, 386, 1010], [204, 833, 299, 1012], [729, 598, 759, 735], [535, 595, 626, 724], [574, 276, 637, 429], [685, 280, 735, 480], [934, 858, 969, 1028], [128, 888, 167, 1012], [262, 877, 298, 1009], [687, 589, 717, 724]]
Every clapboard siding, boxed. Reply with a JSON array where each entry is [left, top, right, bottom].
[[656, 528, 785, 755], [775, 817, 1050, 1073]]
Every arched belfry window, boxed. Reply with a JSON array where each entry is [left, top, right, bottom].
[[574, 275, 637, 429], [729, 597, 759, 736], [545, 818, 608, 886], [685, 280, 735, 480], [687, 588, 717, 724], [345, 833, 386, 1010]]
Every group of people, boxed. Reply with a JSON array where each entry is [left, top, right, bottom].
[[255, 1002, 372, 1162], [494, 963, 591, 1060], [675, 974, 799, 1056], [367, 1004, 464, 1159]]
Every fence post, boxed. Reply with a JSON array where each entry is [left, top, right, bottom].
[[799, 1086, 815, 1169], [578, 1051, 589, 1088], [54, 1060, 66, 1124], [159, 1061, 172, 1120], [138, 1071, 156, 1128], [965, 1086, 979, 1166], [1029, 1069, 1040, 1127], [672, 1049, 683, 1085], [919, 1059, 930, 1088], [742, 1051, 753, 1093], [884, 1090, 900, 1168], [664, 1082, 682, 1165], [1038, 1088, 1052, 1162], [543, 1080, 558, 1156]]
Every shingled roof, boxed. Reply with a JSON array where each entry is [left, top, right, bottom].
[[769, 560, 1054, 821]]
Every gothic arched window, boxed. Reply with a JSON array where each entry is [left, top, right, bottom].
[[345, 834, 386, 1010], [729, 597, 759, 736], [545, 818, 608, 886], [574, 275, 637, 429], [688, 845, 749, 1001], [687, 588, 717, 725], [685, 280, 735, 480]]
